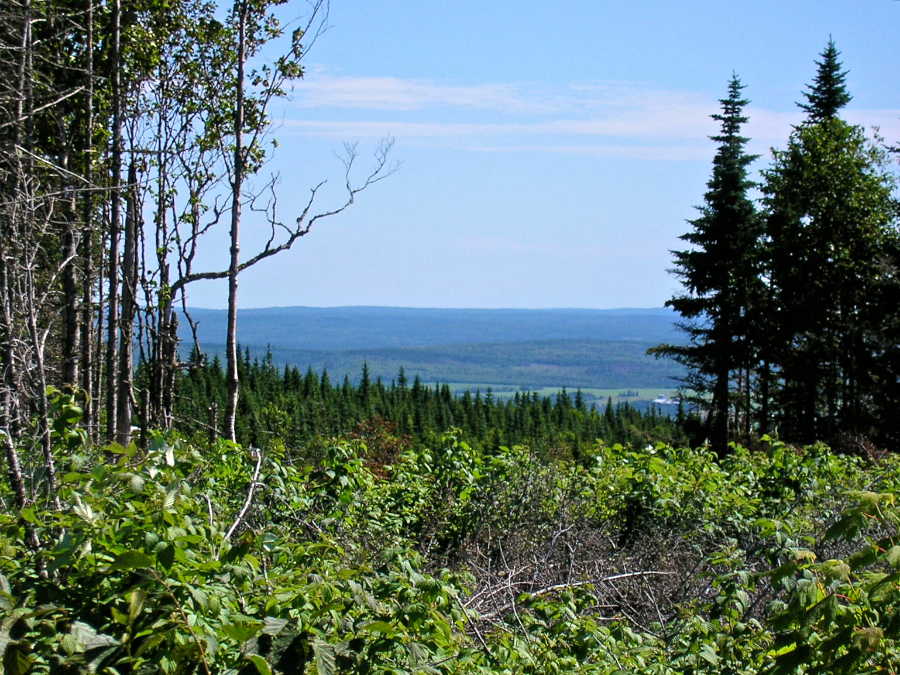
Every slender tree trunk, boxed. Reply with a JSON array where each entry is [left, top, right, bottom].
[[710, 357, 730, 455], [0, 261, 26, 511], [26, 282, 61, 511], [116, 161, 138, 446], [94, 225, 106, 440], [744, 366, 752, 442], [61, 150, 80, 391], [105, 0, 122, 440], [81, 0, 96, 441], [224, 0, 247, 443], [153, 95, 173, 430], [163, 313, 177, 428], [759, 360, 771, 437]]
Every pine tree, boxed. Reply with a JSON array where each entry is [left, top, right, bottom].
[[798, 38, 852, 122], [653, 75, 762, 454]]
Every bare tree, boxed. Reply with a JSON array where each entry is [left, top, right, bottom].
[[160, 0, 397, 442]]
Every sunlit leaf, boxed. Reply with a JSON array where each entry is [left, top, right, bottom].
[[109, 550, 153, 571]]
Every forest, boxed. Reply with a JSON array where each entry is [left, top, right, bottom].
[[1, 0, 900, 673]]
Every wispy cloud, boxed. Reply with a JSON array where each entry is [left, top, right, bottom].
[[293, 75, 561, 113], [293, 73, 713, 118], [745, 108, 900, 147], [284, 73, 900, 160]]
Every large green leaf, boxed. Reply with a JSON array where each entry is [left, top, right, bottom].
[[108, 550, 154, 572], [312, 638, 336, 675]]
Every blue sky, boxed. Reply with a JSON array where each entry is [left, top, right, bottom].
[[184, 0, 900, 310]]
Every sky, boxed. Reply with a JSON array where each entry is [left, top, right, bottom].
[[184, 0, 900, 311]]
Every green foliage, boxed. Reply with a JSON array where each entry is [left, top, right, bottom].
[[5, 398, 900, 675], [765, 489, 900, 674], [173, 357, 688, 460], [763, 113, 899, 445], [0, 436, 472, 674]]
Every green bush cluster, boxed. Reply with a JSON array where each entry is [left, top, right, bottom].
[[4, 404, 900, 674]]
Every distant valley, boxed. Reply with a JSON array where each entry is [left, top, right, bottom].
[[177, 306, 686, 396]]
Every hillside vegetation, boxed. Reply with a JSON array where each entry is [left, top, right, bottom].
[[181, 308, 684, 394], [174, 353, 688, 454], [4, 400, 900, 674]]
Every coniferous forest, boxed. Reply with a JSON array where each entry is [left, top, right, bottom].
[[2, 1, 900, 673]]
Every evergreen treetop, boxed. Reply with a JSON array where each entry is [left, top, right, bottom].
[[799, 38, 852, 122]]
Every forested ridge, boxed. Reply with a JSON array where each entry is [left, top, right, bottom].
[[2, 0, 900, 673], [177, 307, 682, 352]]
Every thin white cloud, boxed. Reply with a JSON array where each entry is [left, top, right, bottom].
[[293, 73, 711, 117], [478, 144, 714, 161], [439, 234, 669, 260], [845, 110, 900, 142], [293, 75, 560, 113], [284, 97, 721, 141], [745, 108, 900, 146], [284, 73, 900, 160]]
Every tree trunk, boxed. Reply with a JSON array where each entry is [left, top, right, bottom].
[[116, 161, 138, 446], [61, 151, 80, 391], [81, 0, 96, 441], [710, 360, 730, 455], [224, 0, 247, 443], [105, 0, 122, 441]]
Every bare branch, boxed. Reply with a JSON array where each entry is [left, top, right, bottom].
[[169, 136, 398, 298], [223, 447, 263, 543]]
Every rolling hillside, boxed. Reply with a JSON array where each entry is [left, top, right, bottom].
[[178, 306, 685, 391]]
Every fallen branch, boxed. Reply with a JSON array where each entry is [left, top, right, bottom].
[[453, 592, 493, 662], [476, 571, 674, 620]]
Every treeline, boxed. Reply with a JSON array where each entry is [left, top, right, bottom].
[[188, 336, 683, 392], [173, 352, 687, 457], [657, 42, 900, 454]]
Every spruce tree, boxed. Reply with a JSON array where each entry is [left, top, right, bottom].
[[763, 116, 898, 444], [654, 75, 762, 454], [798, 38, 852, 122], [763, 41, 899, 445]]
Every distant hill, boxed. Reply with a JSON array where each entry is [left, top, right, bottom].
[[179, 306, 681, 350], [177, 306, 685, 391]]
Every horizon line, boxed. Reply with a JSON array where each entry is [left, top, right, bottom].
[[181, 304, 672, 312]]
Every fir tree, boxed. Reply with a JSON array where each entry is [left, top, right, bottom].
[[763, 112, 898, 444], [654, 75, 762, 454], [799, 38, 852, 122]]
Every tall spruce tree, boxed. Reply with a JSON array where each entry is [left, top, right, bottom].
[[798, 38, 852, 122], [763, 41, 899, 445], [654, 75, 762, 454]]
